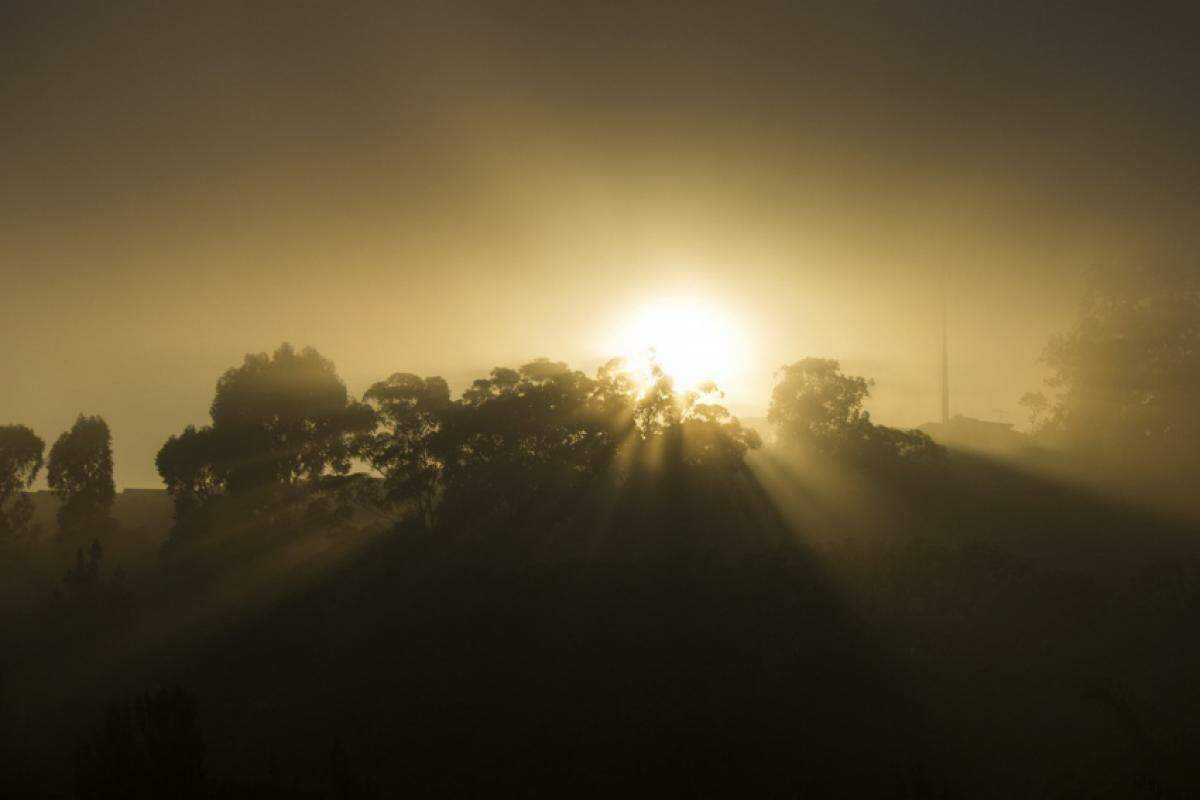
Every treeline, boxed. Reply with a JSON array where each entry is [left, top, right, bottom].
[[148, 346, 948, 545], [0, 340, 950, 612], [4, 263, 1197, 552]]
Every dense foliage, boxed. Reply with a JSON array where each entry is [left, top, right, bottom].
[[0, 424, 44, 545], [156, 344, 374, 531], [158, 350, 764, 540]]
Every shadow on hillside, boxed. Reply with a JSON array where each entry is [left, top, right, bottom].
[[7, 450, 1200, 796], [749, 445, 1200, 796], [162, 470, 928, 796]]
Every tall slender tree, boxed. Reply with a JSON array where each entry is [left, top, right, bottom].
[[359, 373, 450, 529], [0, 424, 45, 544], [47, 415, 116, 539]]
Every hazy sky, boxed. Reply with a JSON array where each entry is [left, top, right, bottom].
[[4, 2, 1199, 487]]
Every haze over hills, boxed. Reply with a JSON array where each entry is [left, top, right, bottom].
[[5, 3, 1200, 797], [14, 1, 1192, 487]]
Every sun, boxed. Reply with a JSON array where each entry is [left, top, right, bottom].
[[608, 296, 747, 392]]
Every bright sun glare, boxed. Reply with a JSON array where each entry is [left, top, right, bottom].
[[609, 297, 746, 392]]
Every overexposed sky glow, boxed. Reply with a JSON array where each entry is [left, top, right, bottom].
[[604, 295, 750, 394]]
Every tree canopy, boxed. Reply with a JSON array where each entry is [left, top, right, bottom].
[[47, 415, 116, 538], [359, 373, 451, 528], [0, 424, 45, 543], [434, 358, 634, 530], [157, 344, 375, 529], [208, 343, 374, 493], [155, 425, 227, 534], [1032, 267, 1200, 464], [769, 358, 940, 464], [768, 358, 874, 454]]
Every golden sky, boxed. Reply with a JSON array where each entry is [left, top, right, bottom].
[[4, 2, 1198, 486]]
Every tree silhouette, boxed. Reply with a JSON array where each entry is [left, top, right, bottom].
[[635, 366, 761, 470], [769, 358, 874, 455], [0, 424, 44, 545], [151, 349, 770, 538], [435, 358, 628, 530], [359, 373, 450, 529], [157, 344, 375, 532], [208, 343, 375, 494], [420, 356, 762, 534], [1034, 267, 1200, 463], [677, 392, 762, 469], [47, 415, 116, 540], [769, 358, 940, 463], [155, 425, 226, 537], [633, 363, 683, 435]]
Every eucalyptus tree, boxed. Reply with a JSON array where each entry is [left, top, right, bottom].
[[359, 373, 451, 529], [0, 424, 45, 543], [48, 415, 116, 538], [156, 343, 375, 534], [769, 358, 940, 464]]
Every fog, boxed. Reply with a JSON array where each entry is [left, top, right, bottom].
[[4, 4, 1200, 797], [8, 2, 1198, 486]]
